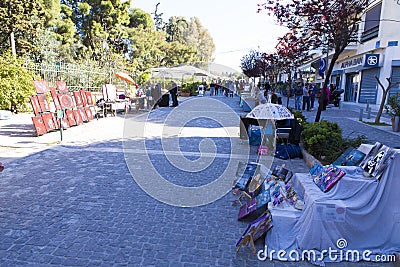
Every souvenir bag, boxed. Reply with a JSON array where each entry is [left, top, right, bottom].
[[309, 162, 324, 177], [50, 88, 61, 110], [41, 112, 57, 132], [33, 80, 48, 94], [37, 94, 51, 112], [56, 81, 68, 93], [65, 110, 77, 126], [85, 91, 94, 106], [313, 165, 346, 192]]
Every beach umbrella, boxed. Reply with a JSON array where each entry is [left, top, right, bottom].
[[115, 72, 135, 84], [246, 103, 294, 121]]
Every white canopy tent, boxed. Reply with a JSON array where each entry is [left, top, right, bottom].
[[151, 65, 219, 80]]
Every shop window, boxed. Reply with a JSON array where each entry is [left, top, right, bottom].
[[361, 3, 382, 43]]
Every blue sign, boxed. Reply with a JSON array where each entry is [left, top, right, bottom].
[[318, 58, 326, 78], [364, 54, 380, 67]]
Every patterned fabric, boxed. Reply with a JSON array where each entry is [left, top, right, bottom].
[[246, 103, 294, 120]]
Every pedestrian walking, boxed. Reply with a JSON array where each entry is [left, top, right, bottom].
[[210, 82, 215, 96], [309, 83, 317, 109], [294, 82, 303, 110], [302, 83, 310, 111]]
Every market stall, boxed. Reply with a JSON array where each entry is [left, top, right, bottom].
[[233, 142, 400, 264]]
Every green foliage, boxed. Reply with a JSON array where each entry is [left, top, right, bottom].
[[288, 108, 307, 127], [302, 120, 368, 164], [385, 93, 400, 117], [165, 16, 215, 62], [0, 0, 215, 89], [181, 82, 202, 96], [0, 0, 45, 56], [302, 121, 343, 164], [129, 8, 154, 30], [0, 53, 37, 111]]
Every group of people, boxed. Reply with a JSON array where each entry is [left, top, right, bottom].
[[293, 82, 319, 111]]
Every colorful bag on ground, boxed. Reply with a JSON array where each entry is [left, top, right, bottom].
[[258, 145, 268, 155]]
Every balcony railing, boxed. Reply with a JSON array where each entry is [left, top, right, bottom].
[[360, 25, 379, 43]]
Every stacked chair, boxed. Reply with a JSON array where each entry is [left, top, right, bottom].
[[30, 80, 95, 136]]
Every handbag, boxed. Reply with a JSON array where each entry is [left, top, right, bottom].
[[312, 165, 346, 192], [258, 145, 268, 155]]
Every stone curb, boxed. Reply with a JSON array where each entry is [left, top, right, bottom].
[[299, 141, 320, 169]]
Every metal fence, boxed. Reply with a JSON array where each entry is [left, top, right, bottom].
[[24, 61, 116, 92]]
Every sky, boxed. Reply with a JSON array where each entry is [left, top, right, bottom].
[[130, 0, 288, 72]]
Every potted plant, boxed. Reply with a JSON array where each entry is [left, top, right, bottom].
[[385, 93, 400, 131], [180, 87, 190, 97]]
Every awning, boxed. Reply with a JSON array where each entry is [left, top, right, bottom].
[[331, 70, 344, 76]]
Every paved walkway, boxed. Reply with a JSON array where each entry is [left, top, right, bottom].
[[282, 95, 400, 148], [0, 94, 397, 266]]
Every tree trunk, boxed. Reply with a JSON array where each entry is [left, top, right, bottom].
[[315, 51, 340, 122], [10, 31, 16, 58], [374, 76, 391, 124], [375, 90, 388, 124]]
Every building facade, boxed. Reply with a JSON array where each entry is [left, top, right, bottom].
[[298, 0, 400, 105]]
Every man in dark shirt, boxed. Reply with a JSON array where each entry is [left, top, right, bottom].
[[170, 81, 179, 107]]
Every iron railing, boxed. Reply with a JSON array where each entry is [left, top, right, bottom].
[[24, 61, 125, 92]]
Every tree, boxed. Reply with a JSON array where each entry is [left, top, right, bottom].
[[152, 2, 164, 31], [182, 17, 215, 62], [165, 16, 188, 43], [259, 0, 369, 122], [0, 1, 45, 56], [274, 32, 311, 106], [240, 50, 263, 82], [374, 76, 400, 124], [129, 8, 155, 30], [0, 53, 37, 111], [164, 16, 215, 63], [61, 0, 130, 64]]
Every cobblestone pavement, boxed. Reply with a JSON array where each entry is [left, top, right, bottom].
[[282, 95, 400, 148], [0, 94, 397, 266]]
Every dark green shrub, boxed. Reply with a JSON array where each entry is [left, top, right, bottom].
[[302, 121, 343, 164], [0, 53, 37, 111], [302, 120, 369, 164]]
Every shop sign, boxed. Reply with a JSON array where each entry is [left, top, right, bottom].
[[364, 54, 380, 67], [340, 57, 363, 69]]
